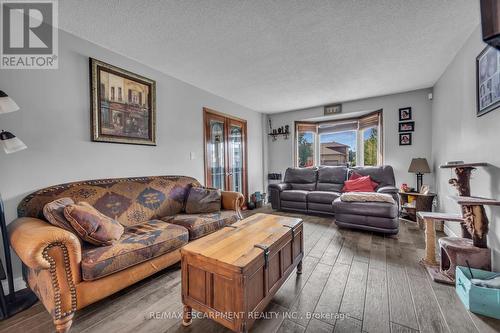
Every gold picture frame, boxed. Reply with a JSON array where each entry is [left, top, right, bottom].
[[90, 58, 156, 145]]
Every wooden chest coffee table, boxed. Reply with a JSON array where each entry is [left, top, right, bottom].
[[180, 213, 303, 333]]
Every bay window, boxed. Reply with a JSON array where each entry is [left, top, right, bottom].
[[295, 111, 382, 167], [295, 123, 316, 167]]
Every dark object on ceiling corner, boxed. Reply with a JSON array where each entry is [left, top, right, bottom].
[[481, 0, 500, 49]]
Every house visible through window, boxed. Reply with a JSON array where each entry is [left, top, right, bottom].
[[320, 130, 357, 166], [295, 111, 382, 167]]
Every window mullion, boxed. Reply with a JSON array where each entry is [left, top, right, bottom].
[[356, 126, 363, 166]]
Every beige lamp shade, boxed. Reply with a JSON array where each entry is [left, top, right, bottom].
[[0, 91, 19, 114], [408, 158, 431, 173]]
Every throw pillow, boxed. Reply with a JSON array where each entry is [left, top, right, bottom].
[[349, 171, 379, 189], [342, 176, 376, 192], [43, 197, 76, 232], [64, 202, 124, 246], [184, 186, 222, 214]]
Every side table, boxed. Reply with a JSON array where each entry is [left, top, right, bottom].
[[399, 192, 436, 225]]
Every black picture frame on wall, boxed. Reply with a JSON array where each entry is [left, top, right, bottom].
[[398, 121, 414, 132], [476, 46, 500, 117], [399, 107, 412, 121], [399, 133, 412, 146]]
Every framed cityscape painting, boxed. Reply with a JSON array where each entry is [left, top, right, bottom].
[[90, 58, 156, 145], [477, 46, 500, 117]]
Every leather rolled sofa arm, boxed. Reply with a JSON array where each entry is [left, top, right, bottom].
[[268, 183, 291, 210], [9, 217, 82, 327], [376, 186, 399, 194], [8, 217, 82, 281], [268, 183, 291, 192], [221, 191, 245, 218], [376, 186, 400, 209]]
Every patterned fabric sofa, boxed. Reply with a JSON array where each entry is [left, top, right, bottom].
[[8, 175, 244, 333]]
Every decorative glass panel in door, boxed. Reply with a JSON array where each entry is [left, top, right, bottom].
[[204, 109, 248, 201], [207, 117, 226, 190], [228, 120, 245, 193]]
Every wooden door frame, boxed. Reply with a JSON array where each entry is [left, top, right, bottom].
[[203, 107, 248, 202]]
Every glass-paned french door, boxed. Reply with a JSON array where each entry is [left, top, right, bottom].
[[204, 108, 248, 201]]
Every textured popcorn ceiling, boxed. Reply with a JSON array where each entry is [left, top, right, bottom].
[[59, 0, 479, 113]]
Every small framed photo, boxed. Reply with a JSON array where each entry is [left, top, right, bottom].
[[420, 185, 429, 195], [399, 133, 412, 146], [398, 121, 414, 132], [399, 107, 412, 121]]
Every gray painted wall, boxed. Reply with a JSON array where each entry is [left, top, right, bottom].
[[266, 88, 434, 190], [432, 26, 500, 270], [0, 30, 264, 279]]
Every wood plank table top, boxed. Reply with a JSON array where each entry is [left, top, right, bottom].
[[450, 196, 500, 206], [181, 213, 302, 269]]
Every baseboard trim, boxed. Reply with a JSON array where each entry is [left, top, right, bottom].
[[1, 276, 26, 294]]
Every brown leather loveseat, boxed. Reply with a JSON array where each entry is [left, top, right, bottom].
[[8, 175, 244, 332]]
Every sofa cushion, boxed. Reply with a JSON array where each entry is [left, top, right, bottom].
[[284, 167, 317, 191], [308, 202, 335, 214], [333, 198, 398, 218], [184, 186, 221, 214], [64, 202, 124, 246], [316, 166, 347, 192], [168, 210, 239, 240], [81, 220, 188, 280], [349, 166, 395, 189], [280, 200, 307, 211], [43, 197, 76, 232], [17, 176, 198, 227], [281, 190, 309, 202], [307, 191, 340, 204]]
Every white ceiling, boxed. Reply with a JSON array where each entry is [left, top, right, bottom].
[[59, 1, 480, 113]]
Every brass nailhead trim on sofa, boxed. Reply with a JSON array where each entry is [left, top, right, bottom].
[[42, 243, 77, 319]]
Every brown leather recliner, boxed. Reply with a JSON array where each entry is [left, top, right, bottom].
[[8, 175, 244, 333]]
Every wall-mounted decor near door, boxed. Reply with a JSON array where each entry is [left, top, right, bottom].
[[90, 58, 156, 145], [268, 119, 290, 141], [203, 108, 248, 202]]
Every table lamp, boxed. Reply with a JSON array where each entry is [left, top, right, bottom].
[[408, 158, 431, 193], [0, 90, 35, 319]]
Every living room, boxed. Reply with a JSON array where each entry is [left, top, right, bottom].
[[0, 1, 500, 333]]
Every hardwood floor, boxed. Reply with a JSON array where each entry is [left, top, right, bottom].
[[2, 206, 500, 333]]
